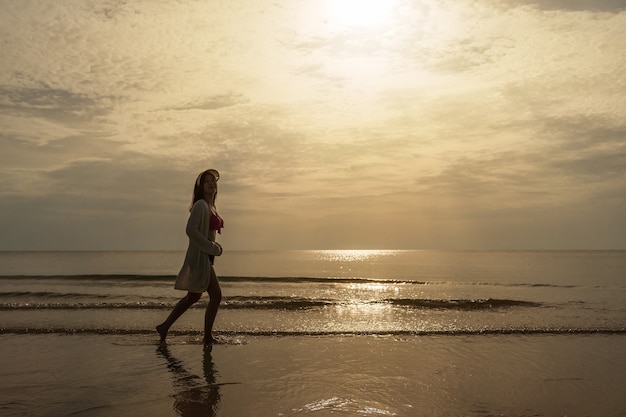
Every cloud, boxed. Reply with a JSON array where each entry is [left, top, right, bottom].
[[502, 0, 626, 12], [167, 94, 248, 111], [0, 85, 115, 127], [0, 0, 625, 250]]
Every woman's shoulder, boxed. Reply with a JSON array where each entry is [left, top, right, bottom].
[[191, 199, 210, 213]]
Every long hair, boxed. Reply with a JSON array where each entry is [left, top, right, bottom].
[[189, 170, 218, 212]]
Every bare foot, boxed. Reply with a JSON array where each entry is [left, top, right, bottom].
[[156, 324, 168, 343], [203, 335, 219, 345]]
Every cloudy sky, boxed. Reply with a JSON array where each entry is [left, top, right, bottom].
[[1, 0, 625, 251]]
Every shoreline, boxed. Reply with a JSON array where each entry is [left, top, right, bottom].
[[2, 327, 626, 336]]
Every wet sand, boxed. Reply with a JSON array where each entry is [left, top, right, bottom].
[[1, 333, 625, 417]]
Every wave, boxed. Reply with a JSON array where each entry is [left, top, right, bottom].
[[1, 327, 624, 337], [223, 297, 542, 310], [384, 298, 541, 309], [0, 274, 586, 289], [0, 291, 111, 299], [0, 297, 542, 311], [0, 274, 174, 281]]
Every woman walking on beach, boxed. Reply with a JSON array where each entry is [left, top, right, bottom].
[[157, 169, 224, 345]]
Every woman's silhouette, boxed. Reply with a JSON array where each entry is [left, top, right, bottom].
[[157, 169, 225, 345]]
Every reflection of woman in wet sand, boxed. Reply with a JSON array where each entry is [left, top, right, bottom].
[[157, 345, 221, 417]]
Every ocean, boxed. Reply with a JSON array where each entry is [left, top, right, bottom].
[[1, 250, 625, 416]]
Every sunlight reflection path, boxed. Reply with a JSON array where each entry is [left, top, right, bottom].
[[312, 249, 404, 262]]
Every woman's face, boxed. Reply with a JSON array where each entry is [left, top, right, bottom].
[[203, 174, 218, 196]]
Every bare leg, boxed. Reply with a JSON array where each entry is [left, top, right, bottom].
[[203, 266, 222, 345], [157, 292, 202, 343]]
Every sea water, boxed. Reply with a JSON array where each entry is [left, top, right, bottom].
[[1, 250, 624, 336], [1, 250, 626, 417]]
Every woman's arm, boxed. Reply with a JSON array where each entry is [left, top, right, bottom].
[[186, 201, 223, 256]]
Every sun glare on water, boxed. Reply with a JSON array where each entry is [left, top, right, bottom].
[[314, 249, 400, 262]]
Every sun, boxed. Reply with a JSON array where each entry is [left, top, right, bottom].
[[326, 0, 398, 28]]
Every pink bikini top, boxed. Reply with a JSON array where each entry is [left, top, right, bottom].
[[209, 212, 224, 234]]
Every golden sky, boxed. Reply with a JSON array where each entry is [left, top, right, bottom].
[[1, 0, 625, 250]]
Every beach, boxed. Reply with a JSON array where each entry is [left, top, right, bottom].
[[2, 332, 625, 417], [1, 250, 625, 416]]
